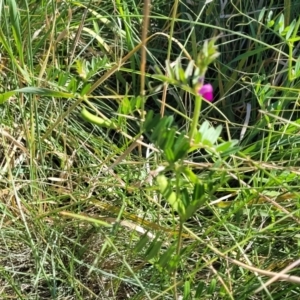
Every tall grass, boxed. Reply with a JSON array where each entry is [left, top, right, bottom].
[[0, 0, 300, 299]]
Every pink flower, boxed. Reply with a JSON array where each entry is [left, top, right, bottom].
[[198, 83, 213, 102]]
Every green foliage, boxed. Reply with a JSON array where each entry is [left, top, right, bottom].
[[75, 56, 110, 81], [265, 10, 300, 81], [0, 87, 75, 104]]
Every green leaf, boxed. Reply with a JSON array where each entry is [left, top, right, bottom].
[[157, 175, 185, 218], [295, 59, 300, 78], [134, 233, 150, 254], [165, 60, 175, 80], [152, 73, 179, 85], [267, 20, 275, 28], [192, 183, 205, 201], [154, 65, 163, 75], [178, 66, 187, 83], [182, 167, 199, 184], [285, 19, 296, 40], [199, 121, 222, 146], [218, 141, 239, 156], [185, 198, 206, 220], [158, 128, 176, 152], [174, 61, 187, 84], [173, 133, 190, 161], [80, 83, 92, 96], [57, 71, 71, 87], [8, 0, 23, 65], [266, 10, 273, 23], [167, 254, 180, 272], [164, 148, 175, 163], [0, 28, 30, 83], [199, 120, 209, 137], [181, 188, 190, 210], [274, 14, 284, 35], [287, 36, 300, 43], [230, 46, 269, 63], [281, 26, 289, 37], [143, 110, 154, 130], [75, 59, 87, 80], [67, 77, 79, 93], [258, 7, 266, 22], [134, 95, 143, 110], [157, 242, 176, 268], [183, 281, 191, 300], [195, 281, 205, 298], [86, 56, 110, 80], [0, 91, 16, 104], [208, 278, 217, 294], [0, 87, 74, 104], [185, 60, 195, 79], [143, 111, 161, 132], [151, 116, 174, 142], [145, 237, 163, 261], [216, 140, 238, 152], [119, 96, 131, 114], [15, 87, 74, 98]]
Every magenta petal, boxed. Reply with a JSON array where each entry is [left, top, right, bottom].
[[198, 83, 213, 102]]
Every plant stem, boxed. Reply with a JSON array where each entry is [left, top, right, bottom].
[[173, 220, 183, 300], [160, 0, 180, 116], [189, 94, 202, 142]]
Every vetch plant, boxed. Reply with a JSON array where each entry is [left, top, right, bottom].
[[140, 39, 239, 298], [146, 38, 239, 222]]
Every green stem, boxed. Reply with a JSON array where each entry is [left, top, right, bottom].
[[173, 220, 183, 300], [176, 221, 183, 257], [167, 0, 179, 61], [189, 94, 202, 141]]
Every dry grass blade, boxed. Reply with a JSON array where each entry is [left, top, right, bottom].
[[255, 258, 300, 293]]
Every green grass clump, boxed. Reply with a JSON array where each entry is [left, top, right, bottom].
[[0, 0, 300, 299]]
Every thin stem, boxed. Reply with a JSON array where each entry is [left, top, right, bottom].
[[173, 220, 183, 300], [160, 0, 180, 117], [189, 94, 202, 141], [140, 0, 151, 116], [172, 169, 184, 300]]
